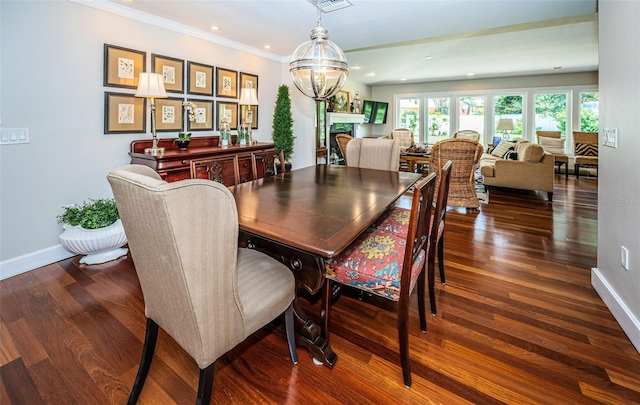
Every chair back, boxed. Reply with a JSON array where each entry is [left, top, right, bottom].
[[428, 138, 483, 208], [573, 131, 598, 153], [346, 138, 400, 171], [431, 161, 452, 244], [536, 130, 561, 142], [391, 128, 414, 151], [335, 134, 353, 165], [190, 155, 240, 186], [107, 164, 245, 366], [400, 172, 437, 297], [251, 149, 285, 179], [453, 130, 481, 143]]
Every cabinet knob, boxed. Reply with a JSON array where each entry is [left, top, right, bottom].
[[243, 162, 248, 168], [182, 160, 188, 165]]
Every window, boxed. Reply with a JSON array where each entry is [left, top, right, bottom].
[[458, 95, 485, 137], [580, 92, 599, 132], [494, 94, 523, 140], [426, 97, 450, 145], [397, 98, 420, 143], [535, 93, 568, 137]]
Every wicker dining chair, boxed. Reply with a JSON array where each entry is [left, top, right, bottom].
[[453, 130, 481, 143], [536, 131, 569, 178], [335, 134, 353, 166], [573, 131, 598, 179], [428, 138, 484, 209]]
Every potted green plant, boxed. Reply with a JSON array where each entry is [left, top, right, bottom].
[[57, 198, 128, 265], [271, 84, 295, 171], [175, 101, 197, 150], [175, 131, 191, 150]]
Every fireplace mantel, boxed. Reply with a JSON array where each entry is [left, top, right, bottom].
[[327, 113, 365, 126]]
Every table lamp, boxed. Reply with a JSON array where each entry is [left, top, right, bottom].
[[496, 118, 515, 140], [136, 72, 167, 155], [238, 87, 259, 145]]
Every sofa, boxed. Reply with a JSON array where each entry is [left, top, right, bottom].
[[480, 139, 555, 202]]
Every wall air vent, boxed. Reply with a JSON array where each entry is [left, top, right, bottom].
[[307, 0, 353, 13]]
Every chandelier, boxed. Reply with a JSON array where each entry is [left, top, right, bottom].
[[289, 4, 349, 101]]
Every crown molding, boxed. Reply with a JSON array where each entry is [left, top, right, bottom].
[[69, 0, 288, 63]]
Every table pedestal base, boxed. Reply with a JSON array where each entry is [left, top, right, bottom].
[[239, 232, 337, 368]]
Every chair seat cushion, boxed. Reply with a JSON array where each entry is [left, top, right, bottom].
[[575, 156, 598, 165], [325, 227, 426, 301], [374, 206, 444, 240]]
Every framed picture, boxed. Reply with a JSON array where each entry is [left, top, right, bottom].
[[239, 72, 258, 93], [103, 44, 146, 89], [104, 92, 146, 134], [216, 67, 238, 98], [155, 97, 184, 132], [152, 54, 184, 93], [186, 99, 214, 131], [217, 102, 238, 130], [333, 91, 350, 113], [240, 105, 258, 130], [187, 61, 214, 96]]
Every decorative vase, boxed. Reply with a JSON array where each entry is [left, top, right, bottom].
[[175, 140, 190, 150], [220, 123, 231, 147], [59, 219, 128, 265]]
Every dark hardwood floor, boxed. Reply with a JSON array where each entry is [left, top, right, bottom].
[[3, 174, 639, 404]]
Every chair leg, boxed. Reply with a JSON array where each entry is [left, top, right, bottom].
[[196, 364, 215, 405], [417, 269, 427, 332], [564, 162, 568, 179], [547, 192, 553, 202], [284, 302, 298, 364], [438, 235, 445, 284], [428, 247, 437, 315], [575, 164, 580, 179], [321, 278, 332, 341], [397, 294, 412, 388], [127, 318, 159, 405]]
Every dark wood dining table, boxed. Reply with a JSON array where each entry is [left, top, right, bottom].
[[229, 164, 421, 367]]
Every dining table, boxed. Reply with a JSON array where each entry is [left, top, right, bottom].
[[229, 164, 421, 367]]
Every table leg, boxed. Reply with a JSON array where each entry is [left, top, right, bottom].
[[239, 232, 337, 368]]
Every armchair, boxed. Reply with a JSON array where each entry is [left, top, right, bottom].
[[107, 164, 297, 405], [536, 131, 569, 178], [573, 131, 598, 178]]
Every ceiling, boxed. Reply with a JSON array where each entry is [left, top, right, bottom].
[[99, 0, 599, 86]]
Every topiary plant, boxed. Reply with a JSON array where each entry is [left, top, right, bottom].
[[57, 198, 120, 230], [271, 84, 295, 162]]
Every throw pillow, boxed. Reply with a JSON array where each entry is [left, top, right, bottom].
[[539, 137, 566, 155], [501, 147, 517, 160], [491, 139, 515, 157], [518, 143, 545, 162], [575, 142, 598, 156]]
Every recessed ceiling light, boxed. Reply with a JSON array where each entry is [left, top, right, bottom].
[[425, 55, 433, 60], [210, 26, 219, 31], [553, 66, 562, 69], [400, 78, 407, 81], [264, 45, 271, 49], [466, 72, 475, 76], [366, 72, 376, 77], [351, 65, 362, 70]]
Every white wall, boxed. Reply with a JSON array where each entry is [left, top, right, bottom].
[[0, 1, 318, 277], [592, 0, 640, 352]]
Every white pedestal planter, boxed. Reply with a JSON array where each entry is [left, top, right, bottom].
[[59, 219, 128, 265]]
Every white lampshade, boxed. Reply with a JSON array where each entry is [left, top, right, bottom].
[[289, 25, 348, 101], [238, 88, 259, 105], [135, 73, 167, 98], [496, 118, 515, 131]]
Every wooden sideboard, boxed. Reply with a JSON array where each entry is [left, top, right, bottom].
[[129, 136, 276, 185]]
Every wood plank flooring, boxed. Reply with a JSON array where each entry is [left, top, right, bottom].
[[3, 174, 640, 404]]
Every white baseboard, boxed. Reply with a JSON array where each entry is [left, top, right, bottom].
[[592, 267, 640, 353], [0, 246, 75, 280]]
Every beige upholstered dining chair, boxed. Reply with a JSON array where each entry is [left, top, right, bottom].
[[453, 130, 481, 142], [391, 128, 414, 151], [345, 138, 400, 171], [251, 148, 285, 179], [536, 131, 569, 178], [428, 138, 484, 209], [322, 172, 437, 388], [573, 131, 598, 178], [334, 133, 353, 165], [107, 164, 298, 405], [190, 155, 240, 185]]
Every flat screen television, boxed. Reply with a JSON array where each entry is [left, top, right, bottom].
[[362, 100, 374, 123], [371, 101, 388, 124]]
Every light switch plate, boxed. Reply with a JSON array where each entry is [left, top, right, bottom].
[[603, 128, 618, 148], [0, 128, 29, 145]]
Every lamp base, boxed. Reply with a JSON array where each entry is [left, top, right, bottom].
[[144, 146, 165, 156]]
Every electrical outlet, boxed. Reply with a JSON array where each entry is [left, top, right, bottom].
[[621, 246, 629, 270]]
